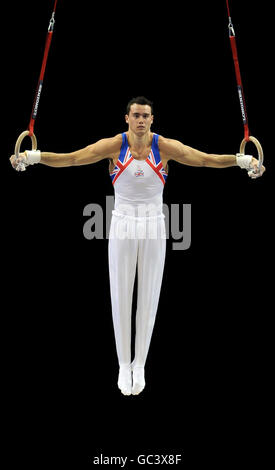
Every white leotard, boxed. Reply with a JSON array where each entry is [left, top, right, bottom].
[[110, 133, 168, 217]]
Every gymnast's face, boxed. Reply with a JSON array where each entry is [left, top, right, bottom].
[[125, 104, 154, 136]]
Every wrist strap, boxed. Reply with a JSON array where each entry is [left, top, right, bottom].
[[25, 150, 41, 165], [236, 153, 253, 170]]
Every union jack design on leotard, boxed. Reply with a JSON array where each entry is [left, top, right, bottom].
[[110, 133, 168, 185], [146, 145, 168, 185], [110, 134, 133, 184]]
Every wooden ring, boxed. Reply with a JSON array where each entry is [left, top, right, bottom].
[[14, 130, 37, 158], [240, 136, 264, 170]]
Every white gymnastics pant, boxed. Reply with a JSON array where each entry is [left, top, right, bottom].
[[108, 211, 166, 368]]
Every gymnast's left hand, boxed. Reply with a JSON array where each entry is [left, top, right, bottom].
[[248, 157, 265, 179]]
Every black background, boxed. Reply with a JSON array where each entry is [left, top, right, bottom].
[[4, 0, 273, 468]]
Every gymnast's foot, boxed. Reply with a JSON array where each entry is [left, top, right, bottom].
[[118, 365, 132, 396], [132, 366, 145, 395]]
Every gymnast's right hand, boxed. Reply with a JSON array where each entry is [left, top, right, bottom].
[[10, 152, 28, 171], [10, 150, 41, 171]]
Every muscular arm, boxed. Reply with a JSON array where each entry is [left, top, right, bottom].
[[159, 136, 237, 168], [40, 134, 122, 167]]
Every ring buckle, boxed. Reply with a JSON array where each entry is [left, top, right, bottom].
[[228, 17, 235, 36]]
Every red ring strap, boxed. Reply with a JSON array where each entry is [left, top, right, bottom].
[[226, 0, 250, 142], [28, 0, 58, 136]]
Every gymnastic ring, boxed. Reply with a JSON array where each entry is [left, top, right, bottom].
[[15, 130, 37, 159], [240, 135, 264, 171]]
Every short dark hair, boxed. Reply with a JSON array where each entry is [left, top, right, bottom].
[[126, 96, 153, 115]]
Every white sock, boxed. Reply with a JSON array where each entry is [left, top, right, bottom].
[[132, 366, 145, 395], [118, 365, 132, 396]]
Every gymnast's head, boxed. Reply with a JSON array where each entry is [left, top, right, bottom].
[[125, 96, 154, 136]]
